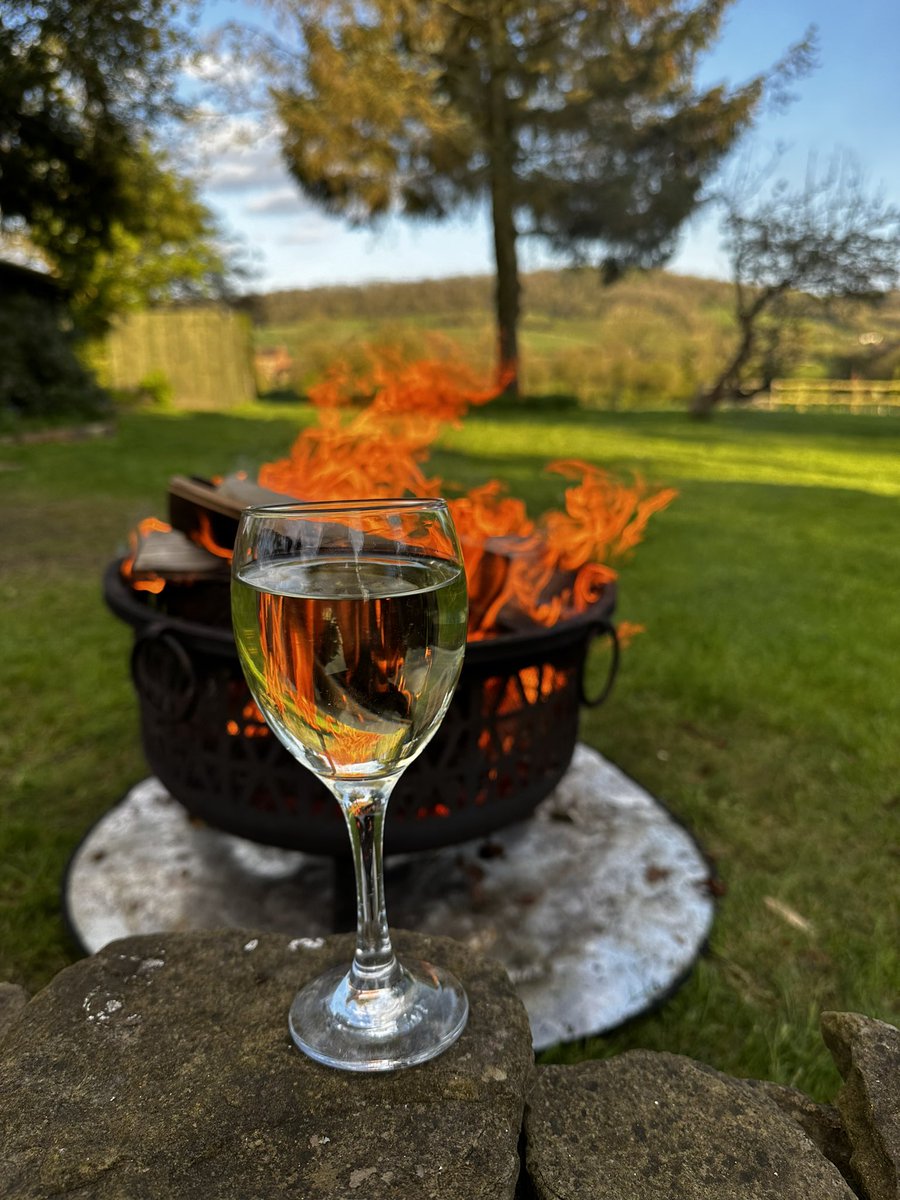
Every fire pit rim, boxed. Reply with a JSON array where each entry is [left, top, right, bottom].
[[103, 558, 618, 665]]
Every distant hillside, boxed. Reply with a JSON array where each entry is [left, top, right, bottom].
[[242, 268, 734, 324], [243, 269, 900, 408]]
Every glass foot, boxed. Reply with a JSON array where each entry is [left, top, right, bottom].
[[289, 957, 469, 1072]]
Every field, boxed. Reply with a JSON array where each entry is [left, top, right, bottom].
[[1, 401, 898, 1100], [251, 269, 900, 407]]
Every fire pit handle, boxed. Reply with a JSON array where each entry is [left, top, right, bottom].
[[130, 627, 200, 723], [578, 618, 620, 708]]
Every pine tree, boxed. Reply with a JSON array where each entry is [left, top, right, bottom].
[[264, 0, 812, 393]]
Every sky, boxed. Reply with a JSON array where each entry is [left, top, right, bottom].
[[188, 0, 900, 294]]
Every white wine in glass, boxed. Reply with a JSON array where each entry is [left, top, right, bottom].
[[231, 499, 469, 1070]]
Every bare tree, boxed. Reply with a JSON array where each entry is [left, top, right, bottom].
[[694, 156, 900, 417]]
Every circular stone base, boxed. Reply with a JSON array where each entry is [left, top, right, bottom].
[[65, 745, 715, 1049]]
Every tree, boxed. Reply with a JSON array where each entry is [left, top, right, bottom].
[[250, 0, 813, 393], [0, 0, 196, 302], [693, 158, 900, 416], [51, 145, 240, 338]]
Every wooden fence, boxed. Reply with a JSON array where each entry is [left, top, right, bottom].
[[101, 308, 256, 409], [754, 379, 900, 413]]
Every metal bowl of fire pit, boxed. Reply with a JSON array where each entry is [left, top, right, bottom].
[[104, 560, 618, 857]]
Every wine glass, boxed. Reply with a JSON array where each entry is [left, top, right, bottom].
[[231, 498, 469, 1071]]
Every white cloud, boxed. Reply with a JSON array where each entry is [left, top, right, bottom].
[[180, 46, 270, 102], [182, 51, 256, 87], [281, 225, 338, 247], [181, 111, 288, 194], [245, 188, 306, 216], [210, 150, 286, 192]]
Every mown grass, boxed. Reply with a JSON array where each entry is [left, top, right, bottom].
[[1, 404, 898, 1100]]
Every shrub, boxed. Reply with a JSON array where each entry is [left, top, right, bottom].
[[0, 294, 108, 420], [137, 370, 174, 408]]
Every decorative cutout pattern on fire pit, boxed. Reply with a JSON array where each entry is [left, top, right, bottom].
[[106, 561, 618, 856]]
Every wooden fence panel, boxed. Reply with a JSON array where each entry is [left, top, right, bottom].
[[103, 308, 256, 409], [754, 379, 900, 412]]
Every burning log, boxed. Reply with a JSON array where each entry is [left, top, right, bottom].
[[167, 474, 292, 555], [121, 476, 295, 617], [129, 524, 224, 579]]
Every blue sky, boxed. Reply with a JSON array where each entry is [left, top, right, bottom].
[[191, 0, 900, 292]]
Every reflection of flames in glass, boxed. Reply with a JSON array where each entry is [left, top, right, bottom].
[[122, 349, 675, 640]]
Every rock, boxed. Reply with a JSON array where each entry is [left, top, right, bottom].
[[524, 1052, 857, 1199], [0, 982, 29, 1043], [0, 930, 533, 1199], [743, 1079, 859, 1192], [821, 1011, 900, 1200]]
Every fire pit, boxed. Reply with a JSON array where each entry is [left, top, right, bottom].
[[104, 559, 618, 855], [106, 352, 675, 858]]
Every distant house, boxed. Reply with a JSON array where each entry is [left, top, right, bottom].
[[254, 344, 295, 389]]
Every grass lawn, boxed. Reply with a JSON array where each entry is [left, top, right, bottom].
[[1, 404, 898, 1099]]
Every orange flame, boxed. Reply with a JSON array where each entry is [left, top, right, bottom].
[[193, 511, 235, 560], [122, 517, 173, 594], [257, 348, 676, 636], [260, 355, 498, 502], [122, 348, 675, 640]]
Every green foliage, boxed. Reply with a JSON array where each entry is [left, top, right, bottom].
[[697, 157, 900, 413], [63, 144, 234, 338], [250, 268, 900, 407], [0, 1, 197, 298], [269, 0, 794, 256], [137, 371, 175, 409], [241, 275, 495, 325], [0, 293, 107, 421], [0, 2, 231, 341], [520, 282, 722, 408]]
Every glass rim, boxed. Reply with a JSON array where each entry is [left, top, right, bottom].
[[238, 497, 450, 519]]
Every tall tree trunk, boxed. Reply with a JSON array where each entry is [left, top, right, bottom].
[[487, 10, 520, 398]]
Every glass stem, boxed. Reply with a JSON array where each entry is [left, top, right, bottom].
[[332, 779, 400, 992]]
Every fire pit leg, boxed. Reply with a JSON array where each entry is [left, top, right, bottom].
[[331, 856, 357, 933]]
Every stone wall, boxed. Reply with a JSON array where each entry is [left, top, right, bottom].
[[1, 931, 896, 1199]]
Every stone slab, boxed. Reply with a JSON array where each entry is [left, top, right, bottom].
[[65, 744, 716, 1050], [524, 1053, 857, 1199], [0, 930, 533, 1200], [822, 1010, 900, 1200], [743, 1079, 857, 1191], [0, 982, 29, 1044]]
